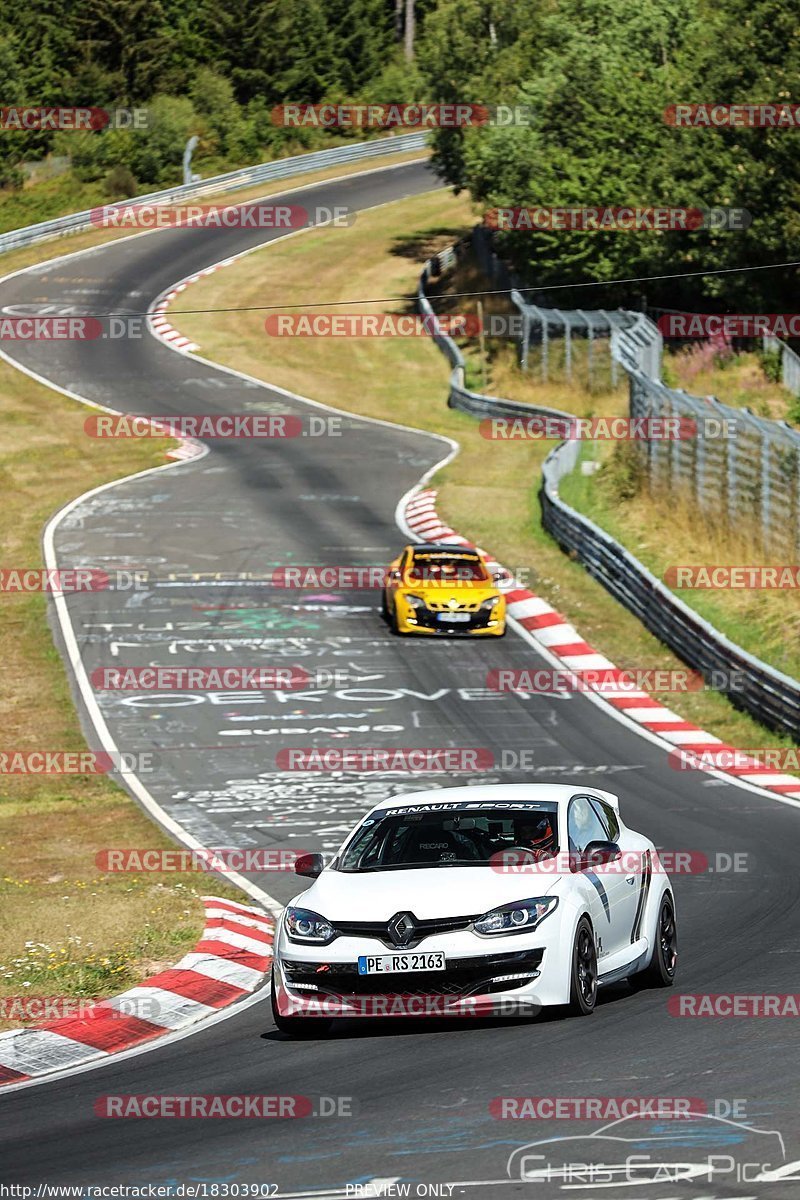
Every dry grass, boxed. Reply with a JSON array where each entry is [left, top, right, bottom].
[[666, 345, 797, 423], [171, 188, 796, 758], [560, 443, 800, 681], [0, 361, 246, 1031]]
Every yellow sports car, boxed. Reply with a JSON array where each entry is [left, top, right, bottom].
[[381, 543, 506, 636]]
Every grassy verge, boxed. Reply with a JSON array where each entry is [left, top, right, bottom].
[[0, 358, 249, 1032], [558, 441, 800, 681], [170, 188, 797, 766], [664, 343, 800, 426]]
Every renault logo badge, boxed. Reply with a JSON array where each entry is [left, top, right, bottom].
[[387, 911, 416, 947]]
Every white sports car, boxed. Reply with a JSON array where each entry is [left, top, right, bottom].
[[271, 784, 677, 1035]]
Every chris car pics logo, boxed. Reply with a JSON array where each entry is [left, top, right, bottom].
[[506, 1114, 797, 1186]]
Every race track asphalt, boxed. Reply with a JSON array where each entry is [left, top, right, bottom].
[[0, 159, 798, 1198]]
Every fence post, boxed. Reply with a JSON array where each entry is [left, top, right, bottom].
[[760, 422, 772, 546], [563, 315, 572, 380]]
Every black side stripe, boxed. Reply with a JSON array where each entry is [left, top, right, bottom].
[[632, 850, 652, 942]]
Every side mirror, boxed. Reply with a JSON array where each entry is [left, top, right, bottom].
[[579, 840, 621, 869], [389, 569, 402, 581], [294, 852, 325, 879]]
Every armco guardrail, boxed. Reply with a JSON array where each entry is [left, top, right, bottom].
[[540, 440, 800, 741], [0, 133, 429, 256], [419, 246, 800, 741], [475, 221, 800, 556], [418, 253, 569, 428]]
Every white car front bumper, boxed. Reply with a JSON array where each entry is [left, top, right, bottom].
[[272, 920, 574, 1019]]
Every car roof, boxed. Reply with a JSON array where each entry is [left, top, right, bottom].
[[365, 783, 619, 813]]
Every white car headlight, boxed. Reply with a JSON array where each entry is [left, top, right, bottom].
[[403, 593, 426, 608], [474, 896, 558, 936], [479, 596, 500, 611], [285, 906, 336, 944]]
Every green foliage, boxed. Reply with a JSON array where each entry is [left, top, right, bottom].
[[0, 0, 405, 198], [416, 0, 800, 312], [1, 0, 798, 295], [759, 349, 783, 384], [598, 440, 647, 503], [103, 163, 138, 198]]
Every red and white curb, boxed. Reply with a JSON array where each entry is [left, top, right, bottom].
[[0, 897, 273, 1087], [149, 267, 221, 457], [404, 487, 800, 802], [149, 263, 236, 355], [165, 436, 204, 462]]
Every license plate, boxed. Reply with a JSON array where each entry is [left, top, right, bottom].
[[437, 612, 471, 623], [357, 951, 446, 975]]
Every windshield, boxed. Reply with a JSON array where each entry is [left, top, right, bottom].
[[337, 806, 560, 872], [406, 553, 489, 584]]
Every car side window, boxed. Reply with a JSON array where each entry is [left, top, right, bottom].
[[568, 796, 610, 855], [589, 797, 620, 843]]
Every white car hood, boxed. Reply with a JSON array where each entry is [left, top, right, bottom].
[[294, 866, 561, 921]]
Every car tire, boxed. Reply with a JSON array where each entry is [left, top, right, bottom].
[[271, 974, 333, 1038], [389, 604, 405, 635], [635, 894, 677, 988], [380, 591, 389, 620], [567, 917, 598, 1016]]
